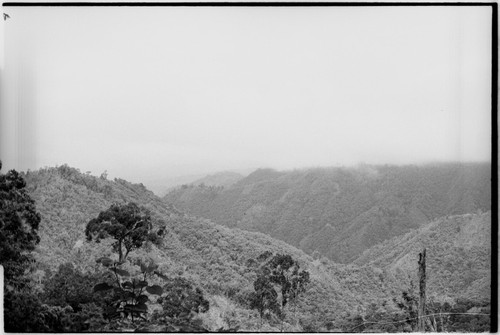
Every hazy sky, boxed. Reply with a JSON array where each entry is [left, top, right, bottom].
[[1, 5, 492, 185]]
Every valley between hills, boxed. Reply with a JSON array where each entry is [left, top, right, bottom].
[[2, 162, 492, 332]]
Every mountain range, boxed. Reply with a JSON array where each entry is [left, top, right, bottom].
[[17, 163, 492, 331], [163, 163, 491, 263]]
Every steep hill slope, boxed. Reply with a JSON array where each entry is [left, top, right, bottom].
[[354, 212, 491, 302], [22, 165, 400, 330], [163, 163, 491, 263]]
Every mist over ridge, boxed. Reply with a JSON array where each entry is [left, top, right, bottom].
[[141, 160, 491, 196], [164, 161, 491, 263]]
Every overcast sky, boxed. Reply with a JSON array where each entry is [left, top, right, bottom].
[[0, 5, 492, 185]]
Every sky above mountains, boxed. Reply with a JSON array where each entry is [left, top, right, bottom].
[[1, 6, 492, 184]]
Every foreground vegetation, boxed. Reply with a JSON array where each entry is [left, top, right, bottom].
[[1, 163, 491, 332]]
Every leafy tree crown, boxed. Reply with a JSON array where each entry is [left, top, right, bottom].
[[0, 162, 41, 285], [85, 202, 156, 262]]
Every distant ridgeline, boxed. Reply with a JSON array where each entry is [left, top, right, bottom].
[[14, 164, 491, 332], [163, 163, 491, 264]]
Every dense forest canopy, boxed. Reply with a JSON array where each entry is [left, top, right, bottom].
[[164, 163, 491, 263], [0, 162, 492, 332]]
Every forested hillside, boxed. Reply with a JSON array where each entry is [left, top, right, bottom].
[[164, 163, 491, 263], [1, 164, 491, 332], [354, 211, 491, 302], [17, 165, 397, 331]]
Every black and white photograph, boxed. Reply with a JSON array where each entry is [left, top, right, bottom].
[[0, 2, 495, 332]]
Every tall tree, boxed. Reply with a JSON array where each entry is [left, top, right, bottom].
[[85, 202, 157, 263], [249, 275, 280, 328], [0, 161, 41, 287], [250, 252, 310, 330], [0, 161, 48, 332], [266, 254, 310, 311]]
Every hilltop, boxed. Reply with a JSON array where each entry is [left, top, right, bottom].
[[143, 170, 250, 196], [190, 171, 244, 188]]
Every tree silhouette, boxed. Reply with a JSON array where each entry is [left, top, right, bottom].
[[249, 252, 310, 330], [249, 275, 280, 327], [266, 254, 310, 310], [0, 161, 46, 332], [85, 202, 156, 263], [0, 161, 41, 287]]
